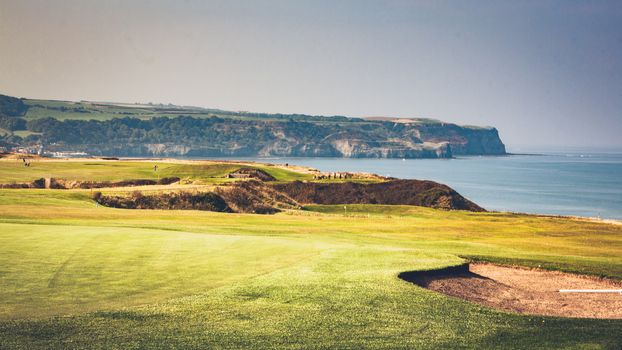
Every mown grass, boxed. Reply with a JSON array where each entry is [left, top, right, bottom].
[[0, 185, 621, 349], [0, 160, 169, 183], [0, 160, 311, 184]]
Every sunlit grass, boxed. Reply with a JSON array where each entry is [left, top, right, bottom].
[[0, 160, 311, 183], [0, 175, 620, 348]]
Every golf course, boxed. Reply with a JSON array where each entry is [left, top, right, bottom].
[[0, 158, 621, 349]]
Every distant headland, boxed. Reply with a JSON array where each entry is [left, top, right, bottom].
[[0, 93, 506, 158]]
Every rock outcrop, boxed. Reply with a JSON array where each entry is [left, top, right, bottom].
[[272, 180, 485, 212], [25, 117, 503, 158], [2, 94, 506, 158]]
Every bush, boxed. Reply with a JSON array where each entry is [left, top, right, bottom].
[[0, 116, 27, 131], [0, 94, 28, 117]]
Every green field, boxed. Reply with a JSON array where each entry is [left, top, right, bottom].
[[0, 161, 621, 349], [20, 99, 309, 122], [0, 159, 311, 184]]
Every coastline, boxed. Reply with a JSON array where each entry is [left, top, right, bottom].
[[0, 153, 622, 225]]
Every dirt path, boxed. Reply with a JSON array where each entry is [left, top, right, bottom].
[[402, 263, 622, 319]]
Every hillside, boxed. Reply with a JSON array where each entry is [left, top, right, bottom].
[[0, 94, 506, 158], [273, 180, 485, 211], [0, 158, 484, 213]]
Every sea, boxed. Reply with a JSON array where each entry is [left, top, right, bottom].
[[204, 150, 622, 220]]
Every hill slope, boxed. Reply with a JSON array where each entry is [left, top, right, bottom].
[[0, 94, 506, 158], [272, 180, 485, 211]]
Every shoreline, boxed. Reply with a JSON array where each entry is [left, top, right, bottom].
[[1, 154, 620, 224]]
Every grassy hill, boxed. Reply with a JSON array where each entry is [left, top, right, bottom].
[[0, 94, 507, 158], [0, 160, 620, 349], [20, 98, 355, 122]]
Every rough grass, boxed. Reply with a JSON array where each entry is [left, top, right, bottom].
[[0, 187, 621, 349]]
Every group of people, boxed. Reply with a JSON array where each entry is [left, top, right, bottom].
[[313, 172, 353, 180]]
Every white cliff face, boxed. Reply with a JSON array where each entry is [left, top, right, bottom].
[[330, 139, 357, 157], [258, 140, 292, 157], [328, 138, 451, 158], [32, 115, 503, 159], [79, 137, 454, 158], [145, 144, 191, 156]]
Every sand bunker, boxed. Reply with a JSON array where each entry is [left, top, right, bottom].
[[400, 263, 622, 319]]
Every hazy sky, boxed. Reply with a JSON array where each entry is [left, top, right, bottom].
[[1, 0, 621, 149]]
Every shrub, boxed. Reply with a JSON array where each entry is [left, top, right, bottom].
[[0, 116, 27, 131]]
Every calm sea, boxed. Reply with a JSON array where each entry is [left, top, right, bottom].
[[206, 152, 622, 220]]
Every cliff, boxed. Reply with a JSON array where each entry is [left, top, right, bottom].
[[0, 94, 506, 158], [272, 180, 485, 212], [94, 178, 485, 213]]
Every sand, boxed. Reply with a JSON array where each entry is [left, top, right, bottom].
[[410, 263, 622, 319]]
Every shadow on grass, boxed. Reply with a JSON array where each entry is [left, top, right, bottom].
[[397, 263, 472, 287]]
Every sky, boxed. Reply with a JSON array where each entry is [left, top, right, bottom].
[[1, 0, 621, 150]]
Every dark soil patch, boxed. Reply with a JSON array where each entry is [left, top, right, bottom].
[[271, 180, 484, 211], [59, 177, 180, 189], [216, 180, 300, 214], [97, 191, 231, 212], [227, 168, 276, 181], [96, 181, 299, 214]]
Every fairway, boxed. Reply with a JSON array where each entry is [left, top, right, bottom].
[[1, 181, 621, 349], [0, 159, 312, 184]]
